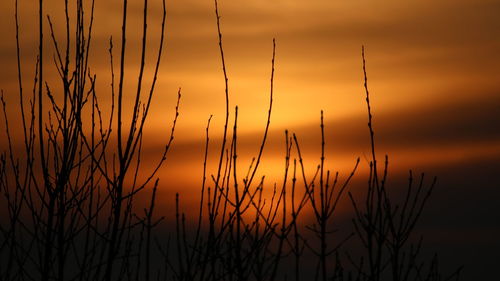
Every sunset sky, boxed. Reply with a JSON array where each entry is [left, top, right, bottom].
[[0, 0, 499, 279]]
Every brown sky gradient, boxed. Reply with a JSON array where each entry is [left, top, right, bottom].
[[0, 0, 499, 279]]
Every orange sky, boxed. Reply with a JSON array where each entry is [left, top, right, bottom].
[[0, 0, 499, 195], [1, 0, 499, 207], [1, 0, 500, 278]]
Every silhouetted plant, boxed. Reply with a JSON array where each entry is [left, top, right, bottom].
[[345, 46, 463, 281], [0, 1, 462, 281], [0, 0, 176, 280]]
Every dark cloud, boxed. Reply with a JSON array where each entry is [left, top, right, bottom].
[[417, 155, 500, 280]]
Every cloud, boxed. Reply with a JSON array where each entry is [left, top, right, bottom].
[[140, 89, 500, 172]]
